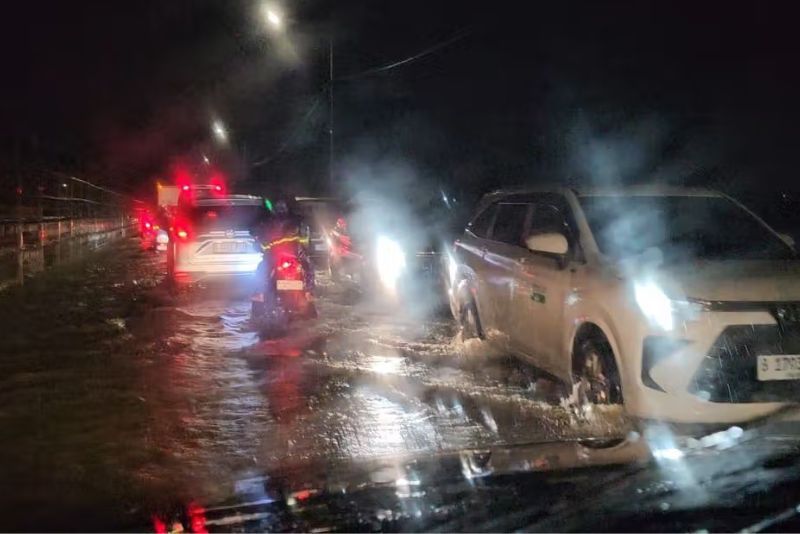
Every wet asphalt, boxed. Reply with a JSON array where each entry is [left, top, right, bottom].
[[0, 239, 627, 530]]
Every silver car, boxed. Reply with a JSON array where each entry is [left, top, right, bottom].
[[168, 195, 266, 282], [449, 186, 800, 424]]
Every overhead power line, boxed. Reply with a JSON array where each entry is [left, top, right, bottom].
[[250, 27, 474, 169], [336, 27, 473, 82], [251, 94, 323, 167]]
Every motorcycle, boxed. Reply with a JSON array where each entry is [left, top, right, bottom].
[[251, 250, 315, 337]]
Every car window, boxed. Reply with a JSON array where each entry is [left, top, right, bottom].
[[469, 203, 497, 238], [529, 203, 571, 237], [579, 195, 795, 261], [492, 203, 530, 246]]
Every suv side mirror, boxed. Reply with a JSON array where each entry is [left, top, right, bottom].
[[525, 232, 569, 256]]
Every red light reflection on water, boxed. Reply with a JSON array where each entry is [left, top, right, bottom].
[[187, 501, 208, 534], [152, 516, 167, 533]]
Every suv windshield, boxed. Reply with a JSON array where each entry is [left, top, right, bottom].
[[580, 195, 795, 261]]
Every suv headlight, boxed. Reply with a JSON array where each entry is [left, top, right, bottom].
[[376, 236, 406, 293], [634, 281, 705, 331]]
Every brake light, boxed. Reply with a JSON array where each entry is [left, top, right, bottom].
[[181, 184, 191, 191], [172, 219, 191, 241], [187, 502, 208, 534], [209, 171, 226, 195], [294, 489, 313, 501], [144, 221, 152, 230], [277, 258, 297, 271], [152, 516, 167, 534], [276, 257, 303, 279]]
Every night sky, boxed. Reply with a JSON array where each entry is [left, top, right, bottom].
[[2, 0, 799, 200]]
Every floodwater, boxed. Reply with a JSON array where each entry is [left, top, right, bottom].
[[0, 239, 628, 530]]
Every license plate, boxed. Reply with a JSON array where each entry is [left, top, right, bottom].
[[757, 355, 800, 381], [276, 279, 304, 291], [156, 244, 167, 251], [213, 242, 249, 253]]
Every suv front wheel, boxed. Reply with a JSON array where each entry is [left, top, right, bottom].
[[460, 299, 484, 340], [573, 334, 622, 405]]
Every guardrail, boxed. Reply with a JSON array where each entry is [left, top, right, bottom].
[[0, 166, 145, 289], [0, 216, 137, 290]]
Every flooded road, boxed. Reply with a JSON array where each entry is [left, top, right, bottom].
[[0, 239, 628, 530]]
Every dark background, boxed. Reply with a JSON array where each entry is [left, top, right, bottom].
[[2, 0, 799, 220]]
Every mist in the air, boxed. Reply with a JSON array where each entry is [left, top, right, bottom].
[[338, 155, 457, 320]]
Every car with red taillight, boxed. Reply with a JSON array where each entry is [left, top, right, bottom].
[[251, 248, 315, 336], [137, 208, 170, 251], [167, 194, 268, 283]]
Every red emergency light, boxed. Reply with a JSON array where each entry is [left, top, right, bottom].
[[209, 171, 227, 195], [172, 218, 191, 241]]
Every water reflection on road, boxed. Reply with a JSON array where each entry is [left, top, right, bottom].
[[134, 251, 629, 491], [0, 241, 629, 529]]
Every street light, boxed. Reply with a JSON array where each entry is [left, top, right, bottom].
[[260, 3, 283, 31], [211, 119, 228, 143], [254, 2, 332, 186], [266, 9, 282, 29]]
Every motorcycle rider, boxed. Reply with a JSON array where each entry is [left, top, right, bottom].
[[255, 198, 314, 303]]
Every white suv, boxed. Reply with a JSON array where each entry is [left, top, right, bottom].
[[168, 195, 266, 282], [449, 186, 800, 424]]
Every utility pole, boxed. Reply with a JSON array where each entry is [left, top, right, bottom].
[[241, 141, 249, 182], [328, 37, 334, 191]]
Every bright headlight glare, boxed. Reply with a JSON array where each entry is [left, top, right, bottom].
[[634, 281, 675, 331], [376, 236, 406, 292], [446, 250, 457, 286], [634, 282, 705, 331]]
